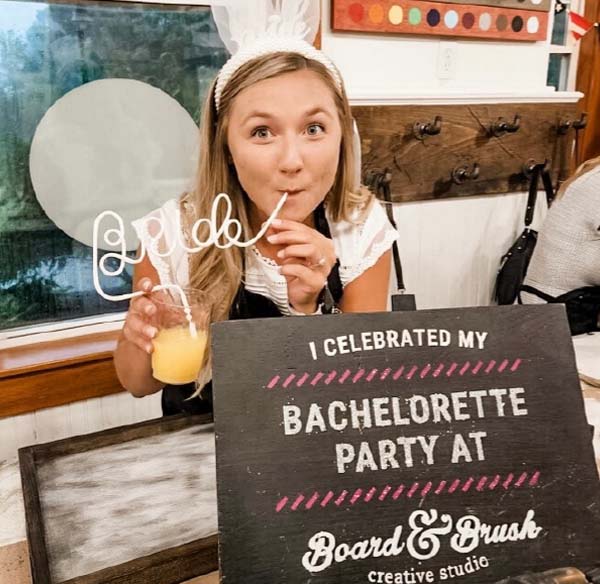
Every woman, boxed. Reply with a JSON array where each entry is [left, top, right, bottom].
[[113, 51, 399, 414], [520, 155, 600, 335]]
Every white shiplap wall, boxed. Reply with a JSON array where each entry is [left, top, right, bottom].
[[0, 393, 162, 462]]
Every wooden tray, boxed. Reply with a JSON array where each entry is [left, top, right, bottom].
[[19, 414, 218, 584]]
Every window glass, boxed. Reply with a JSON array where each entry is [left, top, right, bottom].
[[0, 0, 227, 331]]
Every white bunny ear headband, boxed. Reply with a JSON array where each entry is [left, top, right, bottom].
[[211, 0, 342, 112], [209, 0, 361, 191]]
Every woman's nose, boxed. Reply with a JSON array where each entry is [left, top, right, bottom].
[[278, 137, 304, 174]]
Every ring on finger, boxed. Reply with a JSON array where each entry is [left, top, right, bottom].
[[309, 256, 326, 269]]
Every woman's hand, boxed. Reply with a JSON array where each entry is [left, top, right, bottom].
[[121, 277, 159, 354], [267, 218, 337, 313]]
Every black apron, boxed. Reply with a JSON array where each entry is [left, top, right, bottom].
[[161, 203, 343, 416]]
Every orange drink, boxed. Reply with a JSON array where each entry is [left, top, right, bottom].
[[152, 326, 208, 385], [150, 288, 210, 385]]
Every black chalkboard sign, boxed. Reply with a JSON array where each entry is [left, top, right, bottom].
[[212, 305, 600, 584]]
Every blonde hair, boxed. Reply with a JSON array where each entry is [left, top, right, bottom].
[[556, 155, 600, 199], [183, 51, 370, 318]]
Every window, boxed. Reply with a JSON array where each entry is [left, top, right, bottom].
[[547, 0, 584, 91], [0, 0, 227, 335]]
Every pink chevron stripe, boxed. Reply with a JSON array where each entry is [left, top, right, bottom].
[[459, 361, 471, 376], [276, 469, 541, 513], [420, 364, 432, 379], [485, 360, 497, 374], [497, 359, 509, 372], [515, 472, 528, 487], [366, 368, 379, 382], [296, 372, 310, 387], [510, 358, 522, 372], [321, 491, 334, 507], [488, 475, 501, 490], [352, 369, 365, 383], [282, 374, 296, 388], [393, 366, 405, 380], [471, 361, 483, 375], [364, 487, 377, 502], [433, 363, 445, 377], [435, 480, 446, 495], [446, 363, 458, 377], [476, 476, 488, 491], [267, 375, 280, 389], [379, 485, 392, 501], [407, 482, 419, 498], [503, 473, 514, 489], [310, 372, 324, 386], [338, 369, 351, 384], [392, 485, 404, 500], [334, 490, 348, 506], [406, 365, 418, 380], [461, 477, 474, 492], [305, 492, 320, 509], [350, 489, 363, 505], [380, 368, 392, 381], [325, 370, 337, 384]]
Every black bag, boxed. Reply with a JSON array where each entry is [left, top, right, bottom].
[[494, 163, 554, 305], [521, 284, 600, 335]]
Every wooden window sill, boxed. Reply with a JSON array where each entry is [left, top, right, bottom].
[[0, 331, 125, 419]]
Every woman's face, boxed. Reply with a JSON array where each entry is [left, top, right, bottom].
[[226, 69, 342, 225]]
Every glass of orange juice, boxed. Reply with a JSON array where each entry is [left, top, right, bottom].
[[150, 288, 210, 385]]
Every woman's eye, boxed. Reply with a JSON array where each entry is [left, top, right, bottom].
[[307, 123, 325, 136], [252, 127, 271, 139]]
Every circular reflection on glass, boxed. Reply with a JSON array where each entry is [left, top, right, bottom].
[[30, 79, 198, 250]]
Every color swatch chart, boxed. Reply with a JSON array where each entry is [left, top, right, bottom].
[[332, 0, 550, 41]]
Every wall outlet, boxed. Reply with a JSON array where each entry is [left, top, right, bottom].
[[437, 42, 458, 80]]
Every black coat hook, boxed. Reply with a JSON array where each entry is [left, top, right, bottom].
[[522, 158, 550, 178], [572, 112, 587, 130], [557, 112, 587, 134], [490, 114, 521, 137], [452, 163, 480, 185], [413, 115, 442, 140]]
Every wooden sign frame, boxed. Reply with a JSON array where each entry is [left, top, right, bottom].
[[19, 414, 218, 584]]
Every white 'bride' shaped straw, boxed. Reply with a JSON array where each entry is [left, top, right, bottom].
[[92, 192, 288, 338]]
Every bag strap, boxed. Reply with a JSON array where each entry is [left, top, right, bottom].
[[524, 163, 555, 227], [378, 172, 406, 292], [520, 284, 556, 303]]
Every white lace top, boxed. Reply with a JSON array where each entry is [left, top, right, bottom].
[[132, 197, 399, 315]]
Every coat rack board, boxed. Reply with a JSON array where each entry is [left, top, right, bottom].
[[351, 102, 581, 202]]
